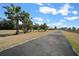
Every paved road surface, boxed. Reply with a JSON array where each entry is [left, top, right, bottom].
[[0, 31, 77, 56]]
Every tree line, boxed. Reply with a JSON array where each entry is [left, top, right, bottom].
[[0, 4, 48, 34], [59, 27, 79, 33], [49, 26, 79, 33]]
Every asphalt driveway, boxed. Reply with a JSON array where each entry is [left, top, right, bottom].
[[0, 30, 77, 56]]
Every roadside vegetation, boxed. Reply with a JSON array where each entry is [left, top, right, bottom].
[[0, 4, 79, 55], [60, 27, 79, 33], [0, 4, 48, 35], [0, 4, 54, 52], [51, 27, 79, 55], [60, 27, 79, 55], [62, 31, 79, 55]]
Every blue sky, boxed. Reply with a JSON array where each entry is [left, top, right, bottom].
[[0, 3, 79, 28]]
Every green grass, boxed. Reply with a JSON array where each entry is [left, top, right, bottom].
[[62, 31, 79, 55], [65, 36, 79, 54]]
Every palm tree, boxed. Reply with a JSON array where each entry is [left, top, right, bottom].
[[3, 4, 21, 34], [20, 11, 30, 33], [28, 20, 33, 32], [42, 23, 48, 31], [33, 23, 40, 31], [39, 23, 48, 32]]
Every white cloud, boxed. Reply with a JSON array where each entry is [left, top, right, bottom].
[[38, 18, 43, 22], [33, 17, 43, 22], [33, 17, 51, 25], [35, 3, 51, 6], [51, 9, 58, 15], [58, 3, 72, 16], [53, 22, 62, 26], [44, 19, 67, 28], [60, 19, 66, 22], [33, 17, 44, 25], [40, 6, 51, 14], [58, 9, 69, 16], [36, 3, 44, 6], [39, 3, 74, 16], [33, 18, 67, 28], [39, 6, 57, 15], [47, 3, 51, 6], [72, 11, 78, 15], [36, 22, 43, 25], [62, 3, 72, 9], [64, 16, 79, 21], [52, 22, 66, 28], [51, 19, 67, 28]]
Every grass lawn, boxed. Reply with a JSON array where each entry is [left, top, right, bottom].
[[0, 30, 54, 52], [62, 31, 79, 55]]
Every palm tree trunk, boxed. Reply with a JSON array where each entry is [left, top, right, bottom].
[[24, 27, 27, 33], [23, 23, 28, 33], [16, 19, 19, 34]]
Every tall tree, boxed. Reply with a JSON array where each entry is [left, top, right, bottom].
[[42, 23, 48, 31], [77, 28, 79, 33], [72, 27, 76, 32], [54, 26, 57, 30], [67, 27, 72, 32], [20, 11, 30, 33], [28, 20, 33, 32], [3, 4, 21, 34], [33, 23, 40, 31]]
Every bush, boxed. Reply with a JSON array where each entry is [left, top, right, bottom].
[[0, 19, 15, 30]]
